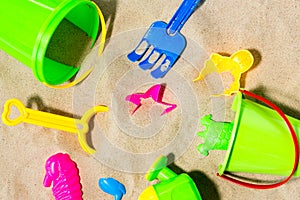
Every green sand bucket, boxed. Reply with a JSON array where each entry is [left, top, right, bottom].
[[0, 0, 100, 85], [198, 90, 299, 189]]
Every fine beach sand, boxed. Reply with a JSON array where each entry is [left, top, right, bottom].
[[0, 0, 300, 199]]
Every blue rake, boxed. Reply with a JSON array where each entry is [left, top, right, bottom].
[[127, 0, 202, 78]]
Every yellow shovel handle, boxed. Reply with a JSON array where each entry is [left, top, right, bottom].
[[2, 98, 108, 154]]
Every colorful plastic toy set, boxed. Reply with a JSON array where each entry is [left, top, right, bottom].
[[1, 0, 300, 199]]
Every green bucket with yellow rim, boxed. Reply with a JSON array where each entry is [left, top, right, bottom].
[[0, 0, 101, 85]]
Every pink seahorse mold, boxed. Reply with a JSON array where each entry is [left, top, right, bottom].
[[125, 84, 177, 116], [43, 153, 83, 200]]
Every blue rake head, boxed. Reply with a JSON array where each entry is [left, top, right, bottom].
[[127, 21, 186, 79]]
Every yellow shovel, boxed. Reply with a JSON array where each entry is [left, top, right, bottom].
[[2, 98, 108, 154]]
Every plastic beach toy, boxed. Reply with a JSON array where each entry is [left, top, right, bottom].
[[197, 114, 233, 156], [0, 0, 106, 87], [139, 156, 202, 200], [99, 178, 126, 200], [44, 153, 82, 200], [1, 98, 108, 154], [125, 84, 177, 115], [194, 50, 254, 96], [197, 90, 300, 189], [128, 0, 202, 79]]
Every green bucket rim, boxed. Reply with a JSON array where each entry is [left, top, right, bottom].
[[32, 0, 98, 85], [218, 92, 243, 175]]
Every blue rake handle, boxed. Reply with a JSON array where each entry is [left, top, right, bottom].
[[167, 0, 202, 35]]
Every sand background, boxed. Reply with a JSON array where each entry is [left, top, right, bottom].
[[0, 0, 300, 199]]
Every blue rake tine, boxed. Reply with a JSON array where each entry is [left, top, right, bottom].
[[127, 40, 150, 62], [138, 49, 162, 70], [151, 56, 176, 79]]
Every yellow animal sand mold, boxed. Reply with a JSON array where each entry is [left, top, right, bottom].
[[194, 50, 254, 96]]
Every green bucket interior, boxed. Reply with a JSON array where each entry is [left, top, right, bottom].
[[33, 0, 99, 85], [218, 92, 300, 176]]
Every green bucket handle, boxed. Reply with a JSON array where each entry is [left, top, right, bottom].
[[217, 89, 299, 189]]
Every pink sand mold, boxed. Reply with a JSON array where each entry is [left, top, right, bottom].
[[125, 84, 177, 115], [43, 153, 83, 200]]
